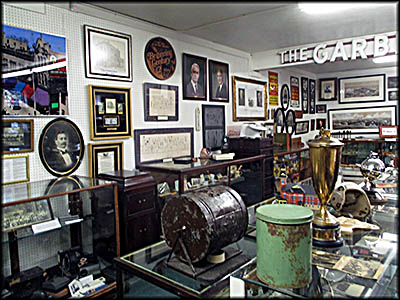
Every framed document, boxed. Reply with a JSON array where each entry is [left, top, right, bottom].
[[2, 154, 29, 185], [88, 142, 123, 178], [143, 83, 178, 121], [88, 85, 132, 140], [2, 119, 33, 154], [202, 104, 225, 150]]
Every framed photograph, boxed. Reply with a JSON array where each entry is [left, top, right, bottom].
[[285, 109, 296, 136], [209, 60, 229, 103], [387, 76, 398, 89], [2, 119, 33, 154], [134, 128, 194, 166], [339, 74, 385, 104], [311, 119, 315, 131], [39, 118, 85, 177], [280, 84, 290, 110], [301, 77, 309, 113], [88, 141, 123, 178], [2, 154, 29, 185], [316, 104, 327, 114], [202, 104, 225, 150], [328, 105, 397, 134], [316, 118, 327, 130], [295, 120, 309, 135], [294, 110, 303, 119], [274, 107, 286, 133], [182, 53, 207, 100], [309, 79, 316, 114], [379, 125, 397, 138], [88, 85, 132, 140], [290, 76, 300, 109], [2, 24, 69, 116], [144, 83, 178, 121], [232, 76, 267, 121], [319, 78, 337, 101], [144, 36, 176, 80], [84, 25, 132, 81], [388, 90, 398, 101]]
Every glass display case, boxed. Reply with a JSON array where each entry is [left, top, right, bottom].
[[1, 176, 119, 298]]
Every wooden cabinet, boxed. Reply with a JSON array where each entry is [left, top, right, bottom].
[[97, 170, 160, 255]]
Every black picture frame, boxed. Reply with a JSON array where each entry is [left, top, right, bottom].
[[2, 119, 34, 154], [84, 25, 132, 82], [316, 118, 327, 130], [285, 109, 296, 136], [143, 83, 178, 121], [388, 76, 398, 89], [301, 77, 309, 113], [316, 104, 327, 114], [274, 107, 286, 133], [280, 84, 290, 110], [88, 85, 132, 140], [202, 104, 225, 150], [208, 60, 229, 103], [290, 76, 300, 109], [39, 118, 85, 177], [88, 141, 123, 178], [295, 120, 309, 135], [309, 79, 316, 114], [338, 74, 385, 104], [182, 53, 207, 100], [319, 78, 338, 101]]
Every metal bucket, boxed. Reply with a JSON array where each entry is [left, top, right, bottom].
[[256, 204, 313, 288], [161, 185, 248, 263]]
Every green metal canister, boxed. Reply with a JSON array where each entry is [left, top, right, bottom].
[[256, 204, 314, 288]]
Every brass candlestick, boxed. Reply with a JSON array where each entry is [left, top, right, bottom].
[[307, 128, 344, 247]]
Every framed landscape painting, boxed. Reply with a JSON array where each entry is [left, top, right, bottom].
[[338, 74, 385, 104]]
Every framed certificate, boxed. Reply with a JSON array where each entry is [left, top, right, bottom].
[[88, 141, 123, 178], [2, 154, 29, 185]]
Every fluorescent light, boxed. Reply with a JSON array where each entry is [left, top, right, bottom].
[[298, 3, 387, 15], [372, 55, 398, 64]]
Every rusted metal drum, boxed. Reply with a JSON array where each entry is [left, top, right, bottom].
[[161, 185, 248, 263], [256, 204, 313, 288]]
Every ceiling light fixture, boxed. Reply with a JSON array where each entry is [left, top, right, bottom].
[[298, 3, 387, 15], [372, 55, 398, 64]]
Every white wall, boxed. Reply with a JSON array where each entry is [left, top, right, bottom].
[[2, 2, 255, 182]]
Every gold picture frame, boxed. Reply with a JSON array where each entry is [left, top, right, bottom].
[[2, 119, 34, 154], [2, 154, 30, 185], [88, 141, 123, 178]]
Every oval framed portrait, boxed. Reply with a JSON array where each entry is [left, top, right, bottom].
[[274, 107, 286, 133], [39, 118, 85, 177], [144, 36, 176, 80], [285, 109, 296, 135], [280, 84, 290, 110], [44, 176, 84, 195]]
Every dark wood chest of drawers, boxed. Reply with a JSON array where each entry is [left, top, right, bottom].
[[98, 170, 160, 255]]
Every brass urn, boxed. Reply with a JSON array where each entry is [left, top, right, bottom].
[[307, 128, 344, 247]]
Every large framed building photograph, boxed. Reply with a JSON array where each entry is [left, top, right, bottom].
[[339, 74, 385, 104], [2, 119, 34, 154]]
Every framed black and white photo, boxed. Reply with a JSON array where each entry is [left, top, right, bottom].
[[232, 76, 267, 121], [274, 107, 286, 133], [88, 85, 132, 140], [209, 60, 229, 103], [202, 104, 225, 150], [280, 84, 290, 110], [39, 118, 85, 177], [285, 109, 296, 136], [84, 25, 132, 82], [295, 120, 309, 135], [143, 83, 178, 121], [301, 77, 309, 113], [388, 90, 398, 101], [182, 53, 207, 100], [2, 119, 33, 154], [316, 104, 327, 114], [339, 74, 385, 104], [319, 78, 337, 101], [387, 76, 398, 89], [88, 141, 123, 178], [328, 105, 397, 135], [309, 79, 316, 114]]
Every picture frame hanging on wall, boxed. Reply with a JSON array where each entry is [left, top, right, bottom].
[[2, 154, 30, 185], [84, 25, 133, 82], [316, 104, 327, 114], [208, 60, 229, 103], [274, 107, 286, 133], [143, 83, 178, 121], [290, 76, 300, 109], [88, 141, 123, 178], [280, 84, 290, 110], [319, 78, 337, 101], [182, 53, 207, 100], [88, 85, 132, 140], [328, 105, 397, 135], [39, 118, 85, 177], [202, 104, 225, 150], [144, 36, 176, 80], [309, 79, 316, 114], [232, 76, 267, 121], [338, 74, 385, 104], [285, 109, 296, 136], [301, 77, 309, 114], [295, 120, 309, 135], [2, 119, 34, 154], [316, 118, 327, 130]]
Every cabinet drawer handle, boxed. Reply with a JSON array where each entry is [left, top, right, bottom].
[[138, 199, 147, 204], [139, 228, 147, 233]]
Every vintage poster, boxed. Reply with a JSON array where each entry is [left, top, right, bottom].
[[290, 76, 299, 108], [268, 71, 279, 106]]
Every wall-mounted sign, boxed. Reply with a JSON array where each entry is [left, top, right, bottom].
[[145, 37, 176, 80], [278, 33, 397, 65], [268, 71, 279, 106]]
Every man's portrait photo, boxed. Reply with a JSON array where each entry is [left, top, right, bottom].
[[257, 91, 263, 107], [182, 53, 207, 100], [238, 88, 245, 106], [39, 118, 85, 177], [209, 60, 229, 102]]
